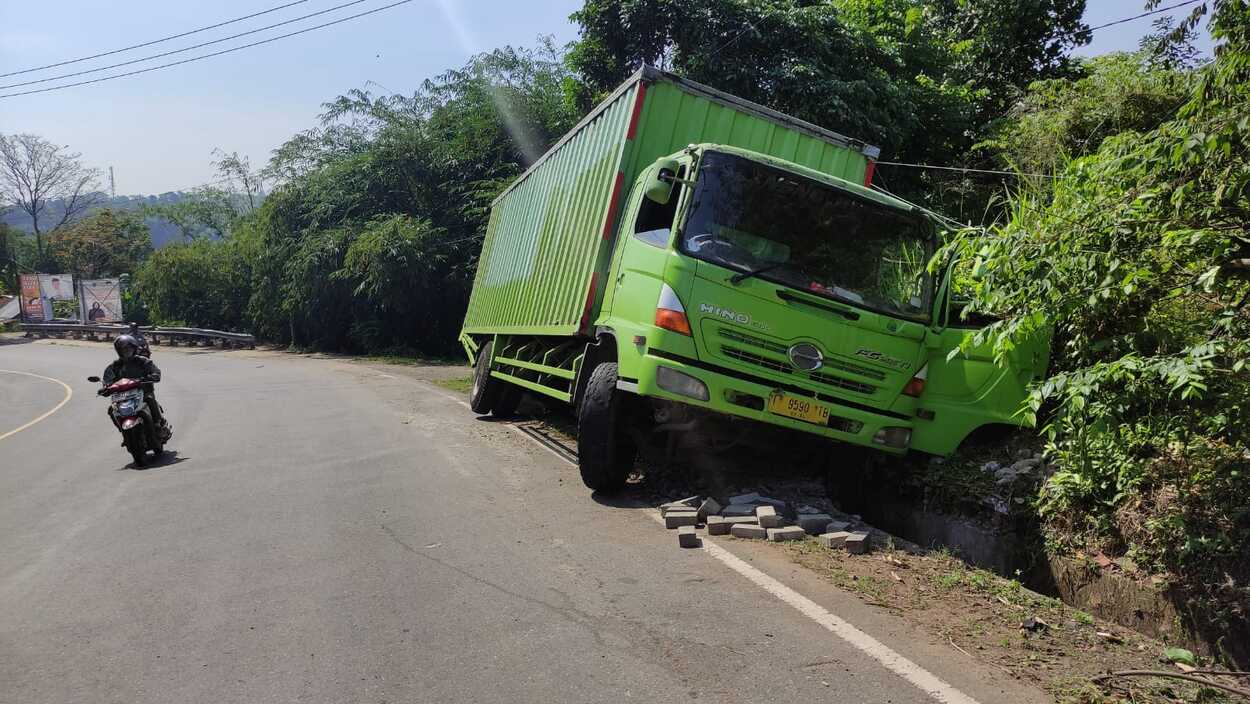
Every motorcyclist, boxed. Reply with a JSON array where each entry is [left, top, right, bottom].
[[101, 334, 169, 437], [128, 322, 151, 357]]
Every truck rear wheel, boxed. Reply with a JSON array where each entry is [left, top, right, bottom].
[[469, 342, 503, 415], [491, 385, 523, 418], [576, 362, 635, 493]]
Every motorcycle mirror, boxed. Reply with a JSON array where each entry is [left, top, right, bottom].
[[87, 376, 100, 383]]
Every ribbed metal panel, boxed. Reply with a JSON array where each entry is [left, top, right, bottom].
[[462, 69, 871, 339], [624, 80, 864, 184], [462, 83, 636, 335]]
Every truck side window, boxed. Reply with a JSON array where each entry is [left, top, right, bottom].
[[633, 167, 684, 247]]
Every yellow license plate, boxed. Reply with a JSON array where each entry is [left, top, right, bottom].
[[766, 392, 830, 425]]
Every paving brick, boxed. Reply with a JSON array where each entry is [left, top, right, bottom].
[[844, 531, 871, 554], [817, 531, 853, 548], [767, 526, 806, 542], [796, 513, 834, 535], [755, 505, 782, 528], [722, 503, 757, 517], [730, 523, 767, 540], [706, 515, 730, 535], [678, 525, 700, 548], [660, 497, 700, 515], [664, 510, 699, 529], [728, 492, 785, 509], [696, 497, 722, 520]]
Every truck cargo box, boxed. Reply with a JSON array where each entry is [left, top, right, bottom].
[[461, 67, 880, 338]]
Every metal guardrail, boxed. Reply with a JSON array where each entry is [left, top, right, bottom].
[[20, 323, 255, 348]]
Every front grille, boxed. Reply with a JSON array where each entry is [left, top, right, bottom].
[[822, 358, 886, 381], [721, 343, 877, 396], [718, 328, 787, 355], [810, 371, 876, 395], [722, 346, 790, 374], [716, 327, 884, 382]]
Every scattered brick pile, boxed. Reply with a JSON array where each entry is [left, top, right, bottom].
[[660, 492, 871, 553]]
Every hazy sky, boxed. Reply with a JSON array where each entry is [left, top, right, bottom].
[[0, 1, 1215, 195]]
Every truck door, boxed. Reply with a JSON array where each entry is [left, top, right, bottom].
[[910, 260, 1052, 456]]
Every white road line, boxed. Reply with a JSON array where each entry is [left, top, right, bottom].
[[0, 370, 73, 442], [651, 511, 983, 704], [508, 418, 982, 704]]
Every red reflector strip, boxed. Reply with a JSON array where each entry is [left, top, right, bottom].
[[601, 171, 625, 240], [902, 377, 925, 397], [864, 160, 877, 187], [579, 273, 599, 333], [625, 82, 648, 140]]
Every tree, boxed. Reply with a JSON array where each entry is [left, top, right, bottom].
[[242, 41, 579, 353], [941, 0, 1249, 654], [143, 186, 239, 241], [927, 0, 1090, 120], [568, 0, 978, 164], [982, 48, 1197, 176], [134, 238, 249, 330], [0, 222, 23, 294], [47, 209, 152, 277], [0, 133, 100, 262], [211, 149, 265, 214]]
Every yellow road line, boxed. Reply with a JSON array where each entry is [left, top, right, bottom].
[[0, 370, 74, 442]]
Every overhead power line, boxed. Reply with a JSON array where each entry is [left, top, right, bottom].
[[0, 0, 313, 79], [0, 0, 415, 100], [1087, 0, 1203, 32], [874, 161, 1060, 179], [1, 0, 374, 91]]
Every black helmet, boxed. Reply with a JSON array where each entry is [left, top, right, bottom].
[[114, 334, 140, 358]]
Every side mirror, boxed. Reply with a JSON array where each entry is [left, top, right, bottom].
[[644, 158, 680, 205], [87, 376, 100, 383]]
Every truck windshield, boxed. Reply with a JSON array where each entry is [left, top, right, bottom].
[[680, 151, 933, 322]]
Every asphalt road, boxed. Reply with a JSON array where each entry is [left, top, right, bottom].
[[0, 338, 1046, 704]]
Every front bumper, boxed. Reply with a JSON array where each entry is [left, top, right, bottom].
[[629, 351, 912, 454]]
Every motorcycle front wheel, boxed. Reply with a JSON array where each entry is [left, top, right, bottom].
[[123, 427, 146, 467]]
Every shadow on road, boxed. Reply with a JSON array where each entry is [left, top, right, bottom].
[[119, 449, 190, 472], [0, 334, 36, 347]]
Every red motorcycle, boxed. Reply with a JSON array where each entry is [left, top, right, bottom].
[[87, 375, 169, 466]]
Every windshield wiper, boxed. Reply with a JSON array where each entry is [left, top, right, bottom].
[[729, 262, 785, 285]]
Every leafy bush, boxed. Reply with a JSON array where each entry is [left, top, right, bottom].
[[942, 2, 1250, 652]]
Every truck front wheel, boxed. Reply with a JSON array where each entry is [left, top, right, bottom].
[[576, 362, 636, 493], [469, 342, 503, 415]]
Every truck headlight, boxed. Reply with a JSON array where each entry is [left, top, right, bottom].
[[872, 427, 912, 448], [656, 366, 709, 402]]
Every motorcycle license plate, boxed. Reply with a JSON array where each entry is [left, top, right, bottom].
[[766, 391, 830, 425]]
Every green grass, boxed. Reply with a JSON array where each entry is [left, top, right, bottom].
[[362, 353, 463, 367], [434, 376, 473, 394]]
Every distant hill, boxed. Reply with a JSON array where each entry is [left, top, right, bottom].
[[3, 192, 200, 248]]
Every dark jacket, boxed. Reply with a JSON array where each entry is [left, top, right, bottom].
[[102, 356, 162, 387]]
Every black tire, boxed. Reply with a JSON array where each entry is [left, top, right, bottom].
[[576, 362, 636, 493], [469, 342, 502, 415], [491, 384, 523, 418], [124, 429, 146, 467]]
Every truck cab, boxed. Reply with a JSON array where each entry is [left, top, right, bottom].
[[594, 144, 1049, 468]]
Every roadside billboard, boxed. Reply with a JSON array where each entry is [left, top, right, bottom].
[[80, 279, 124, 323], [38, 274, 75, 301], [19, 273, 44, 322]]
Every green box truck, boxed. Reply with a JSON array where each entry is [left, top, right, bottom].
[[459, 67, 1049, 492]]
